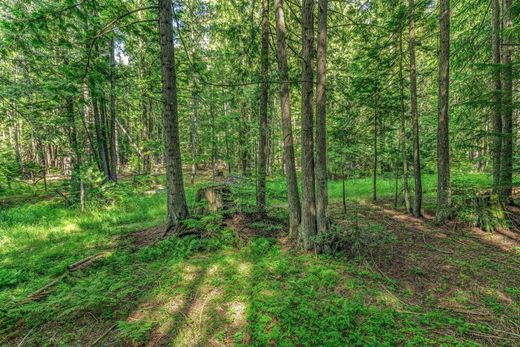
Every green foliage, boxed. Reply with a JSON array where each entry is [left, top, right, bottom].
[[117, 320, 154, 343]]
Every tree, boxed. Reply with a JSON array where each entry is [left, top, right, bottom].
[[315, 0, 328, 238], [158, 0, 189, 231], [491, 0, 502, 195], [300, 0, 317, 251], [436, 0, 451, 222], [256, 0, 269, 214], [274, 0, 301, 240], [408, 0, 422, 217], [500, 0, 513, 204], [109, 36, 118, 182], [399, 23, 411, 213]]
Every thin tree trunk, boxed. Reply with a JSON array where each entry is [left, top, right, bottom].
[[373, 96, 378, 202], [436, 0, 451, 222], [342, 160, 347, 215], [109, 36, 118, 182], [274, 0, 301, 240], [500, 0, 513, 204], [100, 96, 112, 178], [300, 0, 316, 251], [399, 29, 411, 213], [491, 0, 502, 194], [81, 83, 100, 170], [409, 0, 422, 217], [66, 86, 82, 205], [190, 93, 198, 184], [159, 0, 189, 231], [315, 0, 329, 240], [116, 119, 143, 158], [211, 91, 217, 179], [93, 95, 110, 179], [257, 0, 269, 214], [14, 119, 24, 175], [240, 101, 249, 176]]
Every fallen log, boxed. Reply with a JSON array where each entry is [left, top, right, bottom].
[[68, 253, 107, 272], [22, 252, 107, 303], [22, 274, 68, 303]]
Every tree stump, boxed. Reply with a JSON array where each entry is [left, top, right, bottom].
[[467, 193, 507, 231], [195, 185, 233, 215]]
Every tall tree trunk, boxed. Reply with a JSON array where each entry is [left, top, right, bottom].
[[81, 83, 99, 170], [100, 96, 112, 178], [257, 0, 269, 214], [315, 0, 328, 239], [491, 0, 502, 194], [300, 0, 316, 251], [436, 0, 451, 222], [137, 0, 152, 174], [211, 90, 217, 179], [409, 0, 422, 217], [14, 119, 24, 175], [159, 0, 189, 231], [240, 101, 249, 176], [399, 29, 411, 213], [274, 0, 301, 240], [373, 93, 378, 202], [190, 93, 198, 184], [109, 36, 118, 182], [500, 0, 513, 204], [93, 95, 110, 179], [66, 91, 83, 209]]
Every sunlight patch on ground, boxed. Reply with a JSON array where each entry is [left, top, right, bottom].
[[237, 262, 252, 276]]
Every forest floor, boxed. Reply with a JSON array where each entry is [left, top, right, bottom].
[[1, 173, 519, 346]]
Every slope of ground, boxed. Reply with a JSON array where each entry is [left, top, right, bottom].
[[1, 174, 519, 346]]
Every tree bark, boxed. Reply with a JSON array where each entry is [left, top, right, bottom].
[[315, 0, 328, 239], [399, 28, 411, 213], [158, 0, 189, 230], [274, 0, 301, 240], [372, 86, 378, 202], [109, 36, 118, 182], [300, 0, 317, 251], [491, 0, 502, 194], [190, 93, 198, 184], [257, 0, 269, 214], [409, 0, 422, 217], [373, 92, 378, 202], [436, 0, 451, 222], [500, 0, 513, 204], [92, 94, 110, 179]]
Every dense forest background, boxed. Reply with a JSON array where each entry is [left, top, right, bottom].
[[0, 0, 517, 208]]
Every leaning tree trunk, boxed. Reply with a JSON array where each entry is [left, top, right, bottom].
[[315, 0, 329, 240], [500, 0, 513, 204], [409, 0, 422, 217], [257, 0, 269, 215], [300, 0, 317, 251], [491, 0, 502, 194], [274, 0, 301, 240], [436, 0, 451, 222], [158, 0, 189, 231]]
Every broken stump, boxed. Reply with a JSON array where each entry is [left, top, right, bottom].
[[195, 185, 233, 215]]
